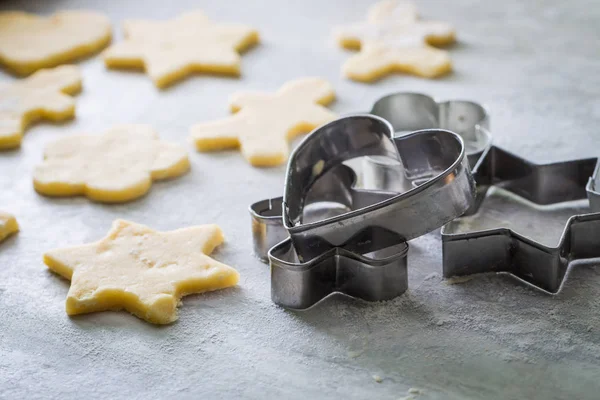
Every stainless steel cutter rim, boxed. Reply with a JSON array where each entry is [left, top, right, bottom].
[[282, 127, 467, 233], [249, 197, 284, 225], [585, 160, 600, 209], [441, 216, 573, 253], [368, 92, 492, 165], [268, 238, 409, 271], [370, 92, 492, 133], [440, 145, 600, 294], [440, 144, 593, 246], [440, 212, 600, 295]]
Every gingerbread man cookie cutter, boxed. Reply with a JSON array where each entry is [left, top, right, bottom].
[[362, 92, 491, 191], [250, 114, 475, 309], [441, 146, 600, 294]]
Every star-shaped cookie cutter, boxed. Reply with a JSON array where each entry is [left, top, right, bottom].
[[250, 164, 408, 310], [250, 114, 475, 308], [441, 146, 600, 293], [586, 162, 600, 212]]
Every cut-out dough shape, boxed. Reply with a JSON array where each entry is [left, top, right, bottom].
[[334, 0, 456, 82], [0, 65, 81, 150], [0, 212, 19, 243], [190, 77, 337, 167], [0, 11, 111, 75], [44, 220, 239, 324], [33, 124, 190, 203], [103, 11, 259, 88]]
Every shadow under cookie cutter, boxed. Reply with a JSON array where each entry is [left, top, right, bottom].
[[364, 92, 491, 191], [250, 114, 475, 309], [441, 145, 600, 293]]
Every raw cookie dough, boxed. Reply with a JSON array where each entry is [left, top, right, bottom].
[[190, 77, 336, 166], [33, 124, 190, 203], [0, 11, 111, 75], [0, 212, 19, 243], [103, 11, 259, 88], [334, 0, 456, 82], [44, 220, 239, 324], [0, 65, 81, 150]]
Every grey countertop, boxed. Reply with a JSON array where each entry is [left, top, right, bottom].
[[1, 0, 599, 399]]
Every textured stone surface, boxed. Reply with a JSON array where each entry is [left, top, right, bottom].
[[0, 0, 599, 399]]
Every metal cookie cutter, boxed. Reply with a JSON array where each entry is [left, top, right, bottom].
[[364, 92, 491, 191], [253, 164, 409, 310], [283, 115, 475, 261], [441, 146, 600, 293], [586, 162, 600, 212], [250, 114, 476, 309]]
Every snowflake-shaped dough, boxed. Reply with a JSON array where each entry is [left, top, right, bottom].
[[0, 11, 111, 75], [0, 65, 81, 150], [190, 77, 337, 166], [33, 124, 190, 203], [44, 220, 239, 324], [103, 11, 259, 88], [0, 212, 18, 244], [334, 0, 456, 82]]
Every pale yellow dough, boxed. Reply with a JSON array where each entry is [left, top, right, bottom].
[[190, 77, 337, 167], [0, 212, 19, 243], [44, 220, 239, 324], [0, 65, 81, 150], [334, 0, 456, 82], [0, 11, 111, 75], [33, 124, 190, 203], [103, 11, 259, 88]]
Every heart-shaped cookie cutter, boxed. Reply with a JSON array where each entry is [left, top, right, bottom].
[[364, 92, 491, 192], [283, 114, 475, 263]]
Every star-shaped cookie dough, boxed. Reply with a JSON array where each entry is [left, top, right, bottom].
[[190, 77, 337, 166], [0, 65, 81, 150], [0, 11, 111, 75], [44, 220, 239, 324], [103, 11, 259, 88], [334, 0, 456, 82], [0, 212, 18, 244], [33, 124, 190, 203]]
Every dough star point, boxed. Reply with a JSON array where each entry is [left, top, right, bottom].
[[44, 220, 239, 325], [0, 65, 82, 150], [190, 77, 337, 167], [334, 0, 456, 82], [33, 124, 190, 203], [103, 10, 260, 89]]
